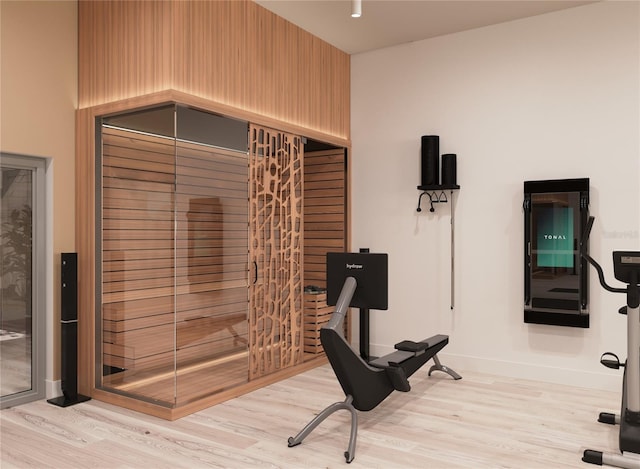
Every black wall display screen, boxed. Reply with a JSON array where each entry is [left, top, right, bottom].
[[524, 178, 590, 328], [534, 206, 574, 269]]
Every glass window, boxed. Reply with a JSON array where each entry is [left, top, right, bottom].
[[1, 153, 46, 408]]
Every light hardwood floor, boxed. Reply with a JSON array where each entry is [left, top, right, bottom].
[[0, 365, 622, 468]]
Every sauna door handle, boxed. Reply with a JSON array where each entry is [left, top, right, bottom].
[[253, 261, 258, 284]]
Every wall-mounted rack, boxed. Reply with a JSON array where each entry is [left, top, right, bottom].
[[416, 184, 460, 213], [416, 184, 460, 310]]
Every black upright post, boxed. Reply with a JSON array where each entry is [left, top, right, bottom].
[[359, 247, 371, 361], [48, 253, 91, 407]]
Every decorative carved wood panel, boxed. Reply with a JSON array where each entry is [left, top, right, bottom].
[[249, 124, 303, 379]]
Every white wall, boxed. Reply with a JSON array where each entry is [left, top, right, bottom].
[[351, 1, 640, 391]]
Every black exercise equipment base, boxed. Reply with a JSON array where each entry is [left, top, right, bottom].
[[289, 261, 462, 463], [582, 450, 603, 465], [288, 330, 460, 463], [47, 394, 91, 407], [580, 218, 640, 469], [620, 365, 640, 455]]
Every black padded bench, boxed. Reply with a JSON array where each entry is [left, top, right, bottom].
[[368, 334, 458, 392], [369, 334, 449, 368]]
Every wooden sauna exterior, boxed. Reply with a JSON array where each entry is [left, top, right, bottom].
[[76, 0, 350, 420]]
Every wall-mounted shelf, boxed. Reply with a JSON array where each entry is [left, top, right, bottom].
[[416, 184, 461, 310], [417, 184, 461, 190], [416, 184, 460, 213]]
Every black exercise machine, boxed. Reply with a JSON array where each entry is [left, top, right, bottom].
[[581, 217, 640, 469], [287, 252, 461, 463]]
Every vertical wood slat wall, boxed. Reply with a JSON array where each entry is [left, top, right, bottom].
[[78, 0, 350, 140], [248, 124, 304, 379], [100, 125, 250, 406]]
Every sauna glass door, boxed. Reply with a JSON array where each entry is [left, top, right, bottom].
[[97, 105, 249, 407], [174, 107, 249, 404]]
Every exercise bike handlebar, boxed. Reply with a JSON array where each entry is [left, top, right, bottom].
[[581, 216, 626, 294]]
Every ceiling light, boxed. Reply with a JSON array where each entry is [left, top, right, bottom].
[[351, 0, 361, 18]]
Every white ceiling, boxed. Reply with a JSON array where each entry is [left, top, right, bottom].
[[254, 0, 595, 55]]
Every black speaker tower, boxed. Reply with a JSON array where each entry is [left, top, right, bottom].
[[441, 153, 457, 186], [48, 253, 90, 407], [421, 135, 440, 186]]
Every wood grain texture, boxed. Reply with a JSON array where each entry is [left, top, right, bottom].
[[248, 124, 304, 379], [303, 149, 346, 289], [303, 293, 334, 355], [1, 367, 622, 467], [78, 0, 350, 139], [75, 107, 96, 396]]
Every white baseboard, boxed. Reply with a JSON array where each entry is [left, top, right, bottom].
[[366, 342, 620, 393], [436, 352, 620, 393], [46, 379, 62, 400]]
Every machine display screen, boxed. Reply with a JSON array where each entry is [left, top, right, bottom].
[[326, 252, 388, 310], [535, 206, 574, 268]]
